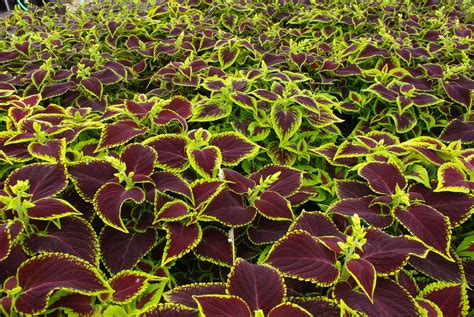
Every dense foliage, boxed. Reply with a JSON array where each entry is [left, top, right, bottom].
[[0, 0, 473, 315]]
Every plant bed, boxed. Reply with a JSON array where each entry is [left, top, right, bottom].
[[0, 0, 473, 316]]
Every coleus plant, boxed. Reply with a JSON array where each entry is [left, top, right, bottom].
[[0, 0, 473, 316]]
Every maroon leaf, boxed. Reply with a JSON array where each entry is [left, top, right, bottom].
[[81, 78, 103, 99], [443, 81, 471, 107], [0, 50, 20, 62], [266, 231, 339, 285], [6, 163, 67, 201], [194, 228, 233, 266], [268, 303, 312, 317], [359, 162, 406, 195], [231, 93, 256, 110], [125, 100, 155, 117], [110, 271, 150, 303], [290, 211, 344, 238], [164, 96, 193, 119], [247, 217, 291, 245], [24, 217, 99, 264], [346, 258, 376, 301], [145, 135, 189, 171], [152, 172, 192, 199], [328, 197, 393, 228], [291, 297, 339, 316], [97, 120, 147, 150], [188, 146, 221, 178], [203, 190, 257, 226], [228, 259, 285, 314], [94, 183, 145, 233], [41, 82, 76, 99], [409, 250, 462, 282], [361, 229, 427, 275], [156, 201, 190, 221], [335, 64, 362, 76], [440, 119, 474, 143], [69, 161, 117, 201], [255, 191, 293, 220], [121, 143, 157, 176], [209, 133, 258, 165], [0, 223, 12, 261], [163, 222, 201, 264], [48, 293, 93, 315], [26, 198, 79, 219], [394, 205, 451, 258], [335, 180, 373, 199], [154, 109, 188, 130], [143, 304, 198, 317], [271, 105, 302, 142], [224, 169, 255, 194], [334, 279, 418, 316], [165, 283, 226, 308], [15, 254, 108, 315], [28, 139, 65, 162], [416, 299, 442, 317], [436, 163, 471, 193], [219, 47, 239, 68], [192, 180, 224, 207], [100, 227, 157, 274], [194, 295, 251, 317], [420, 283, 468, 317], [250, 165, 302, 197]]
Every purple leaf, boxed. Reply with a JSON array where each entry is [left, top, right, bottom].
[[97, 120, 147, 150], [110, 271, 149, 303], [290, 211, 344, 238], [359, 162, 406, 195], [346, 258, 376, 302], [41, 82, 76, 99], [81, 78, 103, 99], [121, 143, 157, 177], [268, 303, 312, 317], [163, 222, 201, 264], [194, 227, 233, 266], [203, 190, 256, 226], [254, 191, 293, 220], [194, 295, 251, 317], [250, 165, 302, 197], [188, 146, 222, 178], [440, 119, 474, 143], [328, 197, 393, 228], [443, 81, 471, 107], [145, 135, 189, 171], [69, 161, 117, 201], [210, 133, 258, 165]]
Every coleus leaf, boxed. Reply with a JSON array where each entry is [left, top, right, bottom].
[[442, 81, 471, 107], [267, 303, 312, 317], [145, 134, 189, 172], [28, 138, 66, 163], [209, 132, 259, 166], [15, 253, 109, 315], [0, 221, 22, 261], [218, 46, 240, 69], [271, 105, 302, 143], [165, 283, 226, 309], [152, 171, 192, 199], [335, 180, 373, 199], [96, 120, 148, 150], [334, 278, 418, 316], [120, 143, 157, 177], [228, 259, 285, 314], [440, 118, 474, 144], [419, 282, 469, 317], [81, 78, 103, 99], [359, 162, 406, 195], [289, 211, 345, 238], [94, 183, 145, 233], [202, 189, 257, 226], [194, 227, 233, 267], [291, 297, 340, 316], [223, 169, 255, 194], [156, 201, 190, 222], [48, 293, 94, 316], [254, 191, 293, 220], [416, 299, 442, 317], [328, 197, 393, 228], [142, 303, 198, 317], [187, 146, 222, 178], [41, 82, 76, 99], [266, 231, 339, 285], [100, 227, 157, 274], [162, 222, 202, 265], [191, 179, 225, 207], [27, 198, 80, 219], [194, 295, 251, 317], [24, 217, 99, 265], [69, 160, 117, 201], [164, 96, 193, 119], [346, 258, 376, 302], [409, 249, 463, 283], [249, 165, 303, 197], [435, 162, 472, 193], [247, 217, 291, 245], [109, 270, 152, 304], [394, 204, 451, 259], [5, 163, 67, 201]]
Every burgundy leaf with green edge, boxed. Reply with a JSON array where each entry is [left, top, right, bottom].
[[28, 139, 65, 162], [440, 118, 474, 143], [268, 303, 312, 317], [191, 180, 224, 207], [194, 227, 233, 266], [0, 223, 11, 261], [266, 231, 339, 285], [163, 283, 227, 310], [0, 50, 20, 62], [24, 217, 99, 264], [334, 279, 418, 316], [100, 227, 157, 274], [120, 143, 157, 177], [94, 183, 145, 233], [194, 295, 251, 317], [163, 97, 193, 119], [5, 163, 67, 201], [97, 120, 147, 150], [420, 282, 468, 317], [394, 204, 451, 258], [156, 201, 190, 222], [209, 133, 258, 165], [290, 211, 344, 238], [328, 197, 393, 228], [125, 100, 155, 117], [293, 95, 319, 111], [145, 135, 189, 171], [223, 169, 255, 194], [359, 162, 406, 195], [409, 250, 462, 282], [228, 259, 285, 314], [69, 161, 117, 201], [254, 191, 293, 220], [154, 109, 188, 130], [335, 64, 362, 76], [291, 297, 340, 316], [346, 258, 376, 302], [335, 180, 373, 199], [442, 81, 471, 107], [416, 299, 442, 317], [48, 293, 94, 315], [109, 271, 150, 303], [41, 82, 76, 99], [249, 165, 302, 197], [231, 92, 256, 110], [247, 217, 291, 245], [188, 146, 222, 178], [305, 106, 343, 128], [203, 189, 257, 226], [219, 46, 239, 69], [142, 304, 198, 317], [361, 229, 426, 275], [15, 254, 109, 315], [271, 105, 302, 142], [163, 222, 201, 265], [435, 163, 472, 193], [152, 172, 192, 199], [26, 198, 79, 219], [81, 78, 103, 99]]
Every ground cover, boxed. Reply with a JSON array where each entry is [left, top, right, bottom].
[[0, 0, 473, 316]]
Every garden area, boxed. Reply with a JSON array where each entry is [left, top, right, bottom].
[[0, 0, 473, 316]]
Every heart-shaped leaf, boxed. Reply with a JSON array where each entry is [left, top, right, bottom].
[[420, 282, 469, 317], [145, 134, 189, 172], [28, 139, 66, 163], [359, 162, 406, 195], [97, 120, 147, 150], [81, 78, 103, 99], [250, 165, 302, 197], [109, 270, 151, 304], [120, 143, 157, 177], [289, 211, 344, 238], [202, 189, 257, 226], [69, 161, 117, 201], [271, 105, 302, 143], [163, 222, 202, 265], [209, 132, 259, 166], [187, 146, 222, 178], [194, 227, 233, 267]]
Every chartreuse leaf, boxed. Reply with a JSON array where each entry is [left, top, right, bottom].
[[419, 282, 469, 317], [15, 253, 110, 315]]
